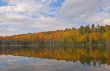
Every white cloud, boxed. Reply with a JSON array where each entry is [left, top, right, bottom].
[[86, 13, 110, 26], [102, 0, 110, 12], [0, 0, 110, 36], [29, 16, 73, 31], [56, 0, 100, 19], [55, 0, 110, 26], [86, 0, 110, 25], [0, 0, 46, 14], [103, 18, 110, 25]]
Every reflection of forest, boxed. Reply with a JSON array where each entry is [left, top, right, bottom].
[[0, 46, 110, 66]]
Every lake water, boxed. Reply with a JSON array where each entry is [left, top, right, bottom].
[[0, 46, 110, 71]]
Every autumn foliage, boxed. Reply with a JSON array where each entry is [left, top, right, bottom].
[[0, 24, 109, 47]]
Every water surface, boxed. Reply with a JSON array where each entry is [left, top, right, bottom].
[[0, 46, 110, 71]]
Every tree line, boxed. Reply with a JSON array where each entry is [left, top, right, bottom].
[[0, 24, 110, 48]]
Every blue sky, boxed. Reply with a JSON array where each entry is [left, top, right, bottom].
[[0, 0, 110, 36], [0, 0, 8, 6]]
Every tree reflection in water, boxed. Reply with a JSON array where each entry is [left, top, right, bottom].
[[0, 46, 110, 66]]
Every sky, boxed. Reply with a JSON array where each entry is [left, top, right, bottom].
[[0, 0, 110, 36]]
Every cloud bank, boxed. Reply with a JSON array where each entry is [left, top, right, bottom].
[[0, 0, 109, 36]]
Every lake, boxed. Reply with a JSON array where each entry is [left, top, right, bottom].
[[0, 46, 110, 71]]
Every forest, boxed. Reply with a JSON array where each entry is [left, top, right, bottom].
[[0, 24, 110, 48]]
